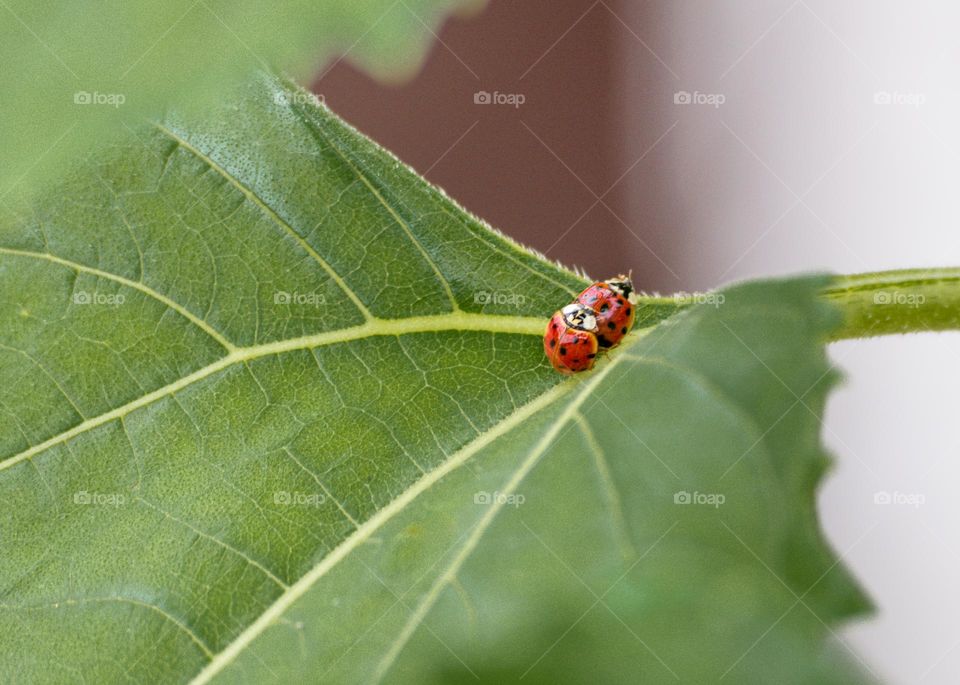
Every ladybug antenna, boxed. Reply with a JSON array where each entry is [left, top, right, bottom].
[[625, 269, 637, 303]]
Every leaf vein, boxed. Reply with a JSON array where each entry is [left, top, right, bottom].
[[0, 247, 235, 352], [188, 378, 577, 685], [303, 109, 460, 313], [574, 411, 636, 561], [152, 123, 375, 323], [0, 596, 214, 659], [137, 496, 289, 590], [370, 348, 629, 682]]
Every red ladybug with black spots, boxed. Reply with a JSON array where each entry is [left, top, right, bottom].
[[576, 274, 637, 349], [543, 303, 599, 374]]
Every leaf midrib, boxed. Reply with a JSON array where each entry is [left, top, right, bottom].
[[0, 311, 546, 473]]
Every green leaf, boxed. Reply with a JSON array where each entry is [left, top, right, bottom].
[[0, 75, 867, 683], [0, 0, 481, 200]]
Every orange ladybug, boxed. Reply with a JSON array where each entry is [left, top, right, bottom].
[[543, 303, 599, 374], [576, 274, 637, 349]]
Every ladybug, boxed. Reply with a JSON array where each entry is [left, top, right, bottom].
[[576, 274, 637, 349], [543, 303, 599, 374]]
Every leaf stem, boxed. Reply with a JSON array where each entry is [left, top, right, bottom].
[[644, 268, 960, 341], [822, 268, 960, 340]]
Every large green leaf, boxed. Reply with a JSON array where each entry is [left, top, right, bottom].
[[0, 0, 481, 201], [0, 75, 868, 683]]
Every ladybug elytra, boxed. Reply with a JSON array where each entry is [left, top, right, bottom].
[[543, 303, 599, 374], [576, 274, 636, 349]]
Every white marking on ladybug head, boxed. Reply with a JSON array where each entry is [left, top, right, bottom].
[[606, 275, 637, 304], [561, 303, 597, 331]]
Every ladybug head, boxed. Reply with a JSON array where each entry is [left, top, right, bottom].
[[561, 303, 597, 331], [606, 274, 634, 299]]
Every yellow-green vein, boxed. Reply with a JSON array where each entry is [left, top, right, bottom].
[[153, 123, 375, 323], [0, 247, 235, 352]]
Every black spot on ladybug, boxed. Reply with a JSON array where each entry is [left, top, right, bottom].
[[549, 339, 556, 348], [625, 307, 632, 316], [617, 297, 625, 305], [597, 336, 612, 348], [600, 303, 609, 312], [607, 321, 616, 330], [587, 353, 596, 359], [559, 346, 567, 356], [590, 295, 598, 303], [621, 327, 628, 335]]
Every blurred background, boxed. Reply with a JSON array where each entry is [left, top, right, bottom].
[[312, 1, 960, 682]]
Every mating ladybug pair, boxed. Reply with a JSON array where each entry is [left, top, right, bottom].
[[543, 275, 637, 374]]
